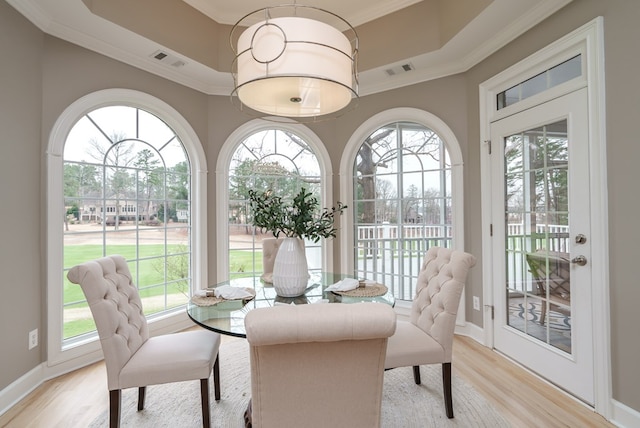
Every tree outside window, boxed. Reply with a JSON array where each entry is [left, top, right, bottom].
[[227, 129, 322, 279], [62, 106, 192, 342], [353, 121, 452, 300]]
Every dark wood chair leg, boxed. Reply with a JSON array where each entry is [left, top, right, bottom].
[[213, 355, 221, 401], [137, 386, 146, 411], [109, 389, 121, 428], [412, 365, 421, 384], [442, 362, 454, 418], [200, 378, 211, 428], [244, 398, 252, 428]]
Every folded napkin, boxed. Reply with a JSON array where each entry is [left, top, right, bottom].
[[213, 285, 254, 300], [325, 278, 359, 292], [194, 286, 254, 300]]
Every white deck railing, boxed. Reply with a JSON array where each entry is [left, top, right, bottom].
[[354, 223, 570, 299], [354, 224, 452, 300]]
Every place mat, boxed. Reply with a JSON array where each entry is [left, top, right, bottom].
[[334, 283, 388, 297], [190, 287, 255, 307]]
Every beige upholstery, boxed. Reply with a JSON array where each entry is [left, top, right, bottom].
[[259, 237, 282, 283], [384, 246, 476, 419], [67, 255, 221, 428], [245, 302, 396, 428]]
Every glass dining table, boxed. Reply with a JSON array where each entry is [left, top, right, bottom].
[[187, 272, 395, 338]]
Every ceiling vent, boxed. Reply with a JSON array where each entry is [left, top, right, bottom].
[[385, 63, 414, 77], [150, 50, 186, 68]]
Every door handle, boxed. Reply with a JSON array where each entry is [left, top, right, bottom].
[[571, 255, 587, 266]]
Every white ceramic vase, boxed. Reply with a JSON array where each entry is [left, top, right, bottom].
[[272, 237, 310, 297]]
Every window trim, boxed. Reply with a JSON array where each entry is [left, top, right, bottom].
[[339, 108, 465, 273], [46, 89, 207, 367], [215, 119, 334, 282], [339, 108, 465, 319]]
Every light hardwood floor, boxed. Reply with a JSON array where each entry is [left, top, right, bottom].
[[0, 334, 613, 428]]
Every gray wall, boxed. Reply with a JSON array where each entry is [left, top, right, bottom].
[[1, 0, 639, 416], [463, 0, 640, 409], [0, 3, 43, 389]]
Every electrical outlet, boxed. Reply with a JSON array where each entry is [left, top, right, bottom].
[[29, 329, 38, 350], [473, 296, 480, 311]]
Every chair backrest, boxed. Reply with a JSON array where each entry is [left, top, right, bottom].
[[526, 250, 571, 299], [411, 247, 476, 361], [260, 237, 282, 283], [245, 302, 396, 428], [67, 255, 149, 390]]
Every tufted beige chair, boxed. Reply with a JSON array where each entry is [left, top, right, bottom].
[[245, 302, 396, 428], [67, 255, 221, 428], [384, 246, 476, 419], [259, 237, 282, 283]]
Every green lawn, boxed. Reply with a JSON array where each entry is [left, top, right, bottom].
[[63, 245, 178, 304], [63, 245, 263, 338]]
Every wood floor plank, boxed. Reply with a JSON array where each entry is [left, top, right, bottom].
[[0, 335, 614, 427], [453, 335, 612, 428]]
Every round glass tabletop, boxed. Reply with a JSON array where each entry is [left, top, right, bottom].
[[187, 272, 395, 338]]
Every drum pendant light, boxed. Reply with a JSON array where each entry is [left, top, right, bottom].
[[230, 4, 359, 122]]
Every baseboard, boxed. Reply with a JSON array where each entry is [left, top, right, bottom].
[[454, 319, 486, 344], [0, 314, 194, 418], [0, 348, 104, 418], [453, 323, 640, 428], [0, 363, 44, 418], [611, 398, 640, 428]]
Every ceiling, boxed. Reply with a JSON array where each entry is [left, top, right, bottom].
[[182, 0, 425, 27], [7, 0, 572, 96]]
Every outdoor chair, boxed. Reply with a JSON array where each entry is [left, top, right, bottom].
[[526, 250, 571, 325]]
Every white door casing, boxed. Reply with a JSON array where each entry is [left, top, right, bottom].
[[490, 88, 593, 404], [479, 17, 610, 415]]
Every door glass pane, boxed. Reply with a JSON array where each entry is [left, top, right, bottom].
[[504, 119, 571, 353]]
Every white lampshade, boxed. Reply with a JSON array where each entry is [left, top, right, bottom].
[[231, 7, 358, 120]]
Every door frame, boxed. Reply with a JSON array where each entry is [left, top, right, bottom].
[[479, 17, 610, 416]]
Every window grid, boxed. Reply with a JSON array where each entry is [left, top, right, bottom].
[[353, 122, 453, 301], [497, 55, 582, 110], [227, 129, 324, 280], [62, 106, 191, 343]]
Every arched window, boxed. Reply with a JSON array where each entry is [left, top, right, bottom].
[[47, 89, 206, 366], [340, 108, 464, 302], [216, 121, 334, 282]]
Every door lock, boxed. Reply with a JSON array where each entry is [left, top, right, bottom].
[[571, 255, 587, 266], [575, 234, 587, 244]]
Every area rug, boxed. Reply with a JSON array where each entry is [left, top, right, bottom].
[[508, 299, 572, 353], [509, 300, 571, 331], [90, 339, 509, 428]]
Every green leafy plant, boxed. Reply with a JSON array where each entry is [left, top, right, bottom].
[[248, 188, 347, 242]]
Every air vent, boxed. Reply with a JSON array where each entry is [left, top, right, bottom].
[[150, 50, 186, 68], [385, 63, 414, 77]]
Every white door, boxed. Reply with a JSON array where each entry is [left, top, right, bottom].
[[490, 88, 594, 404]]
